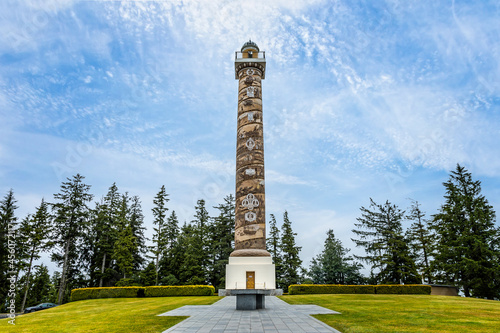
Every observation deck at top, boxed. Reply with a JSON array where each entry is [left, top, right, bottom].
[[234, 40, 266, 79]]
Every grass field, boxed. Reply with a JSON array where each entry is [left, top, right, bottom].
[[1, 296, 220, 333], [2, 295, 499, 332], [281, 294, 500, 332]]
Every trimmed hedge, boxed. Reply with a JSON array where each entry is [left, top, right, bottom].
[[71, 285, 215, 302], [375, 284, 431, 295], [71, 287, 145, 301], [288, 284, 431, 295], [288, 284, 375, 295], [145, 285, 215, 297]]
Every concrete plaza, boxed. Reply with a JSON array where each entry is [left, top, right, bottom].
[[159, 296, 341, 333]]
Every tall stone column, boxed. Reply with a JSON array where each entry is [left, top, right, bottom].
[[225, 41, 276, 291], [232, 41, 270, 258]]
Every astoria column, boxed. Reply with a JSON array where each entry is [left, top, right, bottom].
[[232, 40, 270, 258], [226, 41, 276, 291]]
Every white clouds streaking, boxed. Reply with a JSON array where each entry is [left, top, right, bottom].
[[1, 0, 499, 270]]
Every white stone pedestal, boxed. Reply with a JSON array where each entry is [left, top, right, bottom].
[[225, 256, 276, 290]]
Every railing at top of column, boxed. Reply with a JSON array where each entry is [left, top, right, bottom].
[[235, 51, 266, 60]]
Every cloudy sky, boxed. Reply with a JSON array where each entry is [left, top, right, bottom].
[[1, 0, 499, 273]]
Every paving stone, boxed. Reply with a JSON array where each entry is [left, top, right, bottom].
[[159, 296, 341, 333]]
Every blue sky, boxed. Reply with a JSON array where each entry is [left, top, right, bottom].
[[1, 0, 499, 273]]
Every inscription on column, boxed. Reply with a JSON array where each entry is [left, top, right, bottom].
[[242, 193, 259, 210], [246, 86, 256, 97], [246, 138, 255, 150], [244, 211, 257, 222], [245, 168, 256, 176]]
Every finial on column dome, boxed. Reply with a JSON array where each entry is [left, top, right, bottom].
[[241, 40, 260, 53]]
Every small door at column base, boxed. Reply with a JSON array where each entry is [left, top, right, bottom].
[[246, 271, 255, 289]]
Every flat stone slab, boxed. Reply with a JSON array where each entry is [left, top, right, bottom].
[[219, 289, 283, 296], [159, 296, 341, 332], [225, 289, 272, 295]]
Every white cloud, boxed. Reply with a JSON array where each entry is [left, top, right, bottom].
[[266, 169, 312, 186], [1, 0, 500, 276]]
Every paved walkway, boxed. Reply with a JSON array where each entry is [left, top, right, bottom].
[[159, 296, 341, 333]]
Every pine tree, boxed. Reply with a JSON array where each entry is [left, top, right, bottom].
[[0, 189, 18, 312], [48, 271, 61, 303], [18, 199, 52, 312], [432, 164, 499, 298], [128, 195, 146, 271], [87, 201, 114, 287], [190, 199, 210, 283], [309, 229, 364, 284], [114, 225, 135, 281], [158, 210, 180, 285], [266, 214, 282, 284], [51, 174, 93, 304], [207, 195, 235, 290], [150, 185, 169, 285], [352, 199, 420, 284], [139, 261, 157, 286], [280, 211, 302, 291], [406, 200, 436, 284], [17, 264, 52, 308], [94, 183, 121, 287], [113, 194, 135, 281], [177, 222, 205, 285]]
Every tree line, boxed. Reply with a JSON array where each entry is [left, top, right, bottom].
[[1, 163, 499, 313], [304, 165, 499, 299], [347, 164, 499, 299], [0, 175, 304, 311]]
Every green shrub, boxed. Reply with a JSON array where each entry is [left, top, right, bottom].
[[145, 285, 215, 297], [288, 284, 431, 295], [375, 284, 431, 295], [71, 287, 145, 301], [71, 285, 215, 301], [288, 284, 375, 295]]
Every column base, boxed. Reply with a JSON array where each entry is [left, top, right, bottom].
[[225, 256, 276, 290]]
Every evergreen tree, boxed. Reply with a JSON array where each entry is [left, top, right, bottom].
[[128, 195, 147, 271], [406, 200, 436, 284], [84, 183, 121, 287], [352, 199, 420, 284], [308, 229, 364, 285], [280, 211, 302, 291], [17, 264, 52, 308], [48, 271, 61, 303], [113, 194, 135, 280], [432, 164, 500, 298], [177, 222, 205, 285], [149, 185, 169, 285], [87, 201, 114, 287], [158, 210, 180, 285], [95, 183, 121, 287], [0, 189, 18, 312], [207, 195, 235, 290], [18, 199, 52, 312], [139, 261, 157, 286], [114, 224, 135, 280], [51, 174, 93, 304], [187, 199, 210, 284], [266, 214, 283, 284]]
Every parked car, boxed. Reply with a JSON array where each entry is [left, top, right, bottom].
[[24, 303, 58, 313]]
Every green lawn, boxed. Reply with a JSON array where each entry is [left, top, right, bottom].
[[280, 294, 500, 332], [1, 296, 220, 333], [3, 295, 499, 332]]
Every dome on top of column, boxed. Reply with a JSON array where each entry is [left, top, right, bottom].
[[241, 40, 259, 53]]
